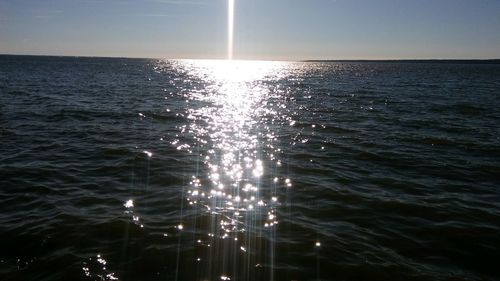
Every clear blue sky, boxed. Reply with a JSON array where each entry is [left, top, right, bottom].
[[1, 0, 499, 60]]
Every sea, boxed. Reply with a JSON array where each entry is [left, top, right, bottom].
[[1, 55, 499, 281]]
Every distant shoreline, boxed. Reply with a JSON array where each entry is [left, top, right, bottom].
[[304, 59, 500, 64], [1, 54, 500, 64]]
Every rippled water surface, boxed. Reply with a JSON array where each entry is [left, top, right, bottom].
[[1, 55, 500, 281]]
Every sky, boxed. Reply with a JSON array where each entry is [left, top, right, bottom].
[[0, 0, 499, 60]]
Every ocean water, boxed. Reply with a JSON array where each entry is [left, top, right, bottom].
[[0, 55, 499, 281]]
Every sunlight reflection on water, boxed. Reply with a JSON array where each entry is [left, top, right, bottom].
[[169, 59, 296, 279]]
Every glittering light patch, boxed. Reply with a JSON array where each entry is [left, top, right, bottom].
[[82, 255, 119, 281], [123, 199, 134, 208], [156, 59, 301, 279]]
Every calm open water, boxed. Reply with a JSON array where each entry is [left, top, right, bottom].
[[1, 55, 499, 281]]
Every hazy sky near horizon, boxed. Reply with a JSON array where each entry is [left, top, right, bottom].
[[1, 0, 499, 60]]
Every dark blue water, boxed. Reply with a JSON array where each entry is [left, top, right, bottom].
[[1, 55, 499, 281]]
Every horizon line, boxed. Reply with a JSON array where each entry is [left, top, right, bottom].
[[1, 53, 499, 63]]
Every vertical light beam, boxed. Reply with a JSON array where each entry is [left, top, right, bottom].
[[228, 0, 234, 60]]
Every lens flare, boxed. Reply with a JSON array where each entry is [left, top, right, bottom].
[[228, 0, 234, 60]]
